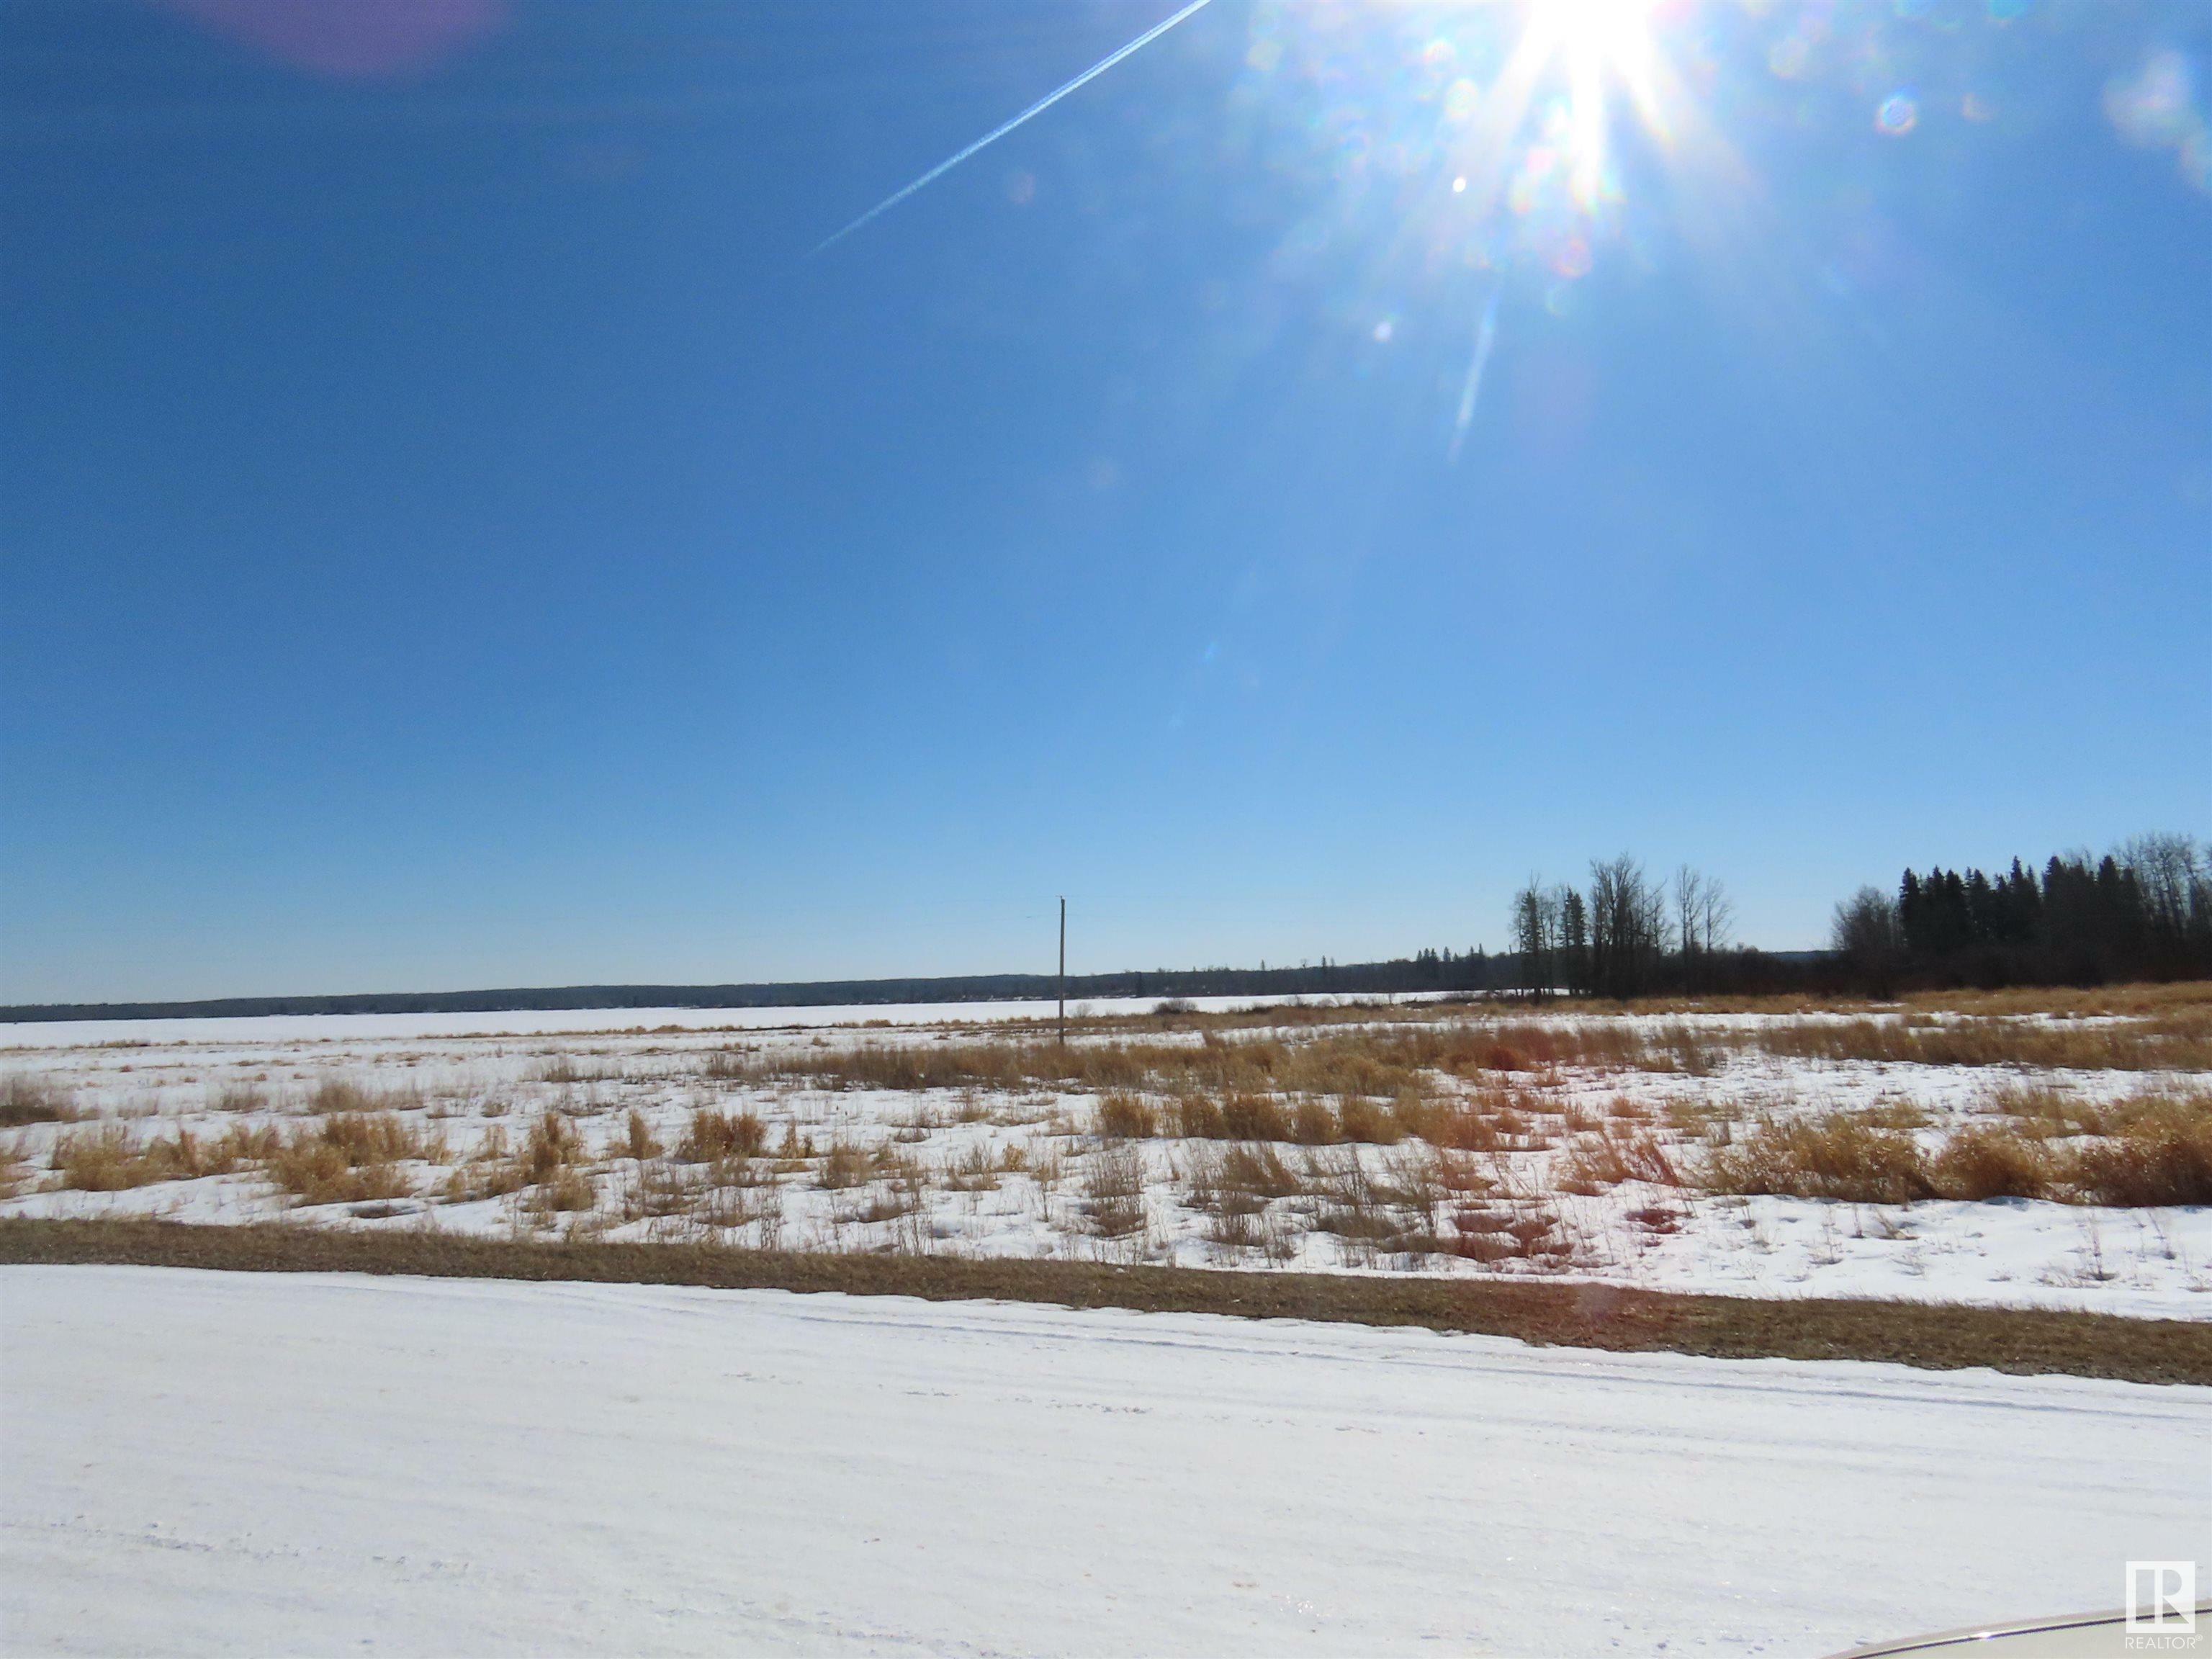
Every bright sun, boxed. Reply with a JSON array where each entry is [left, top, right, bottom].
[[1521, 0, 1668, 204]]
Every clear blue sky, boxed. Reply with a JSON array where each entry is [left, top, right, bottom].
[[3, 0, 2207, 1003]]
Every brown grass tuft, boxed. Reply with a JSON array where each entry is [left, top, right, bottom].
[[1557, 1128, 1679, 1193], [50, 1124, 273, 1191], [1749, 1012, 2212, 1073], [525, 1164, 598, 1217], [443, 1125, 528, 1203], [1094, 1093, 1156, 1139], [306, 1078, 423, 1116], [620, 1109, 662, 1161], [1081, 1145, 1148, 1238], [1700, 1116, 1935, 1204], [212, 1081, 267, 1113], [268, 1113, 439, 1205], [1219, 1092, 1289, 1141], [1930, 1125, 2058, 1201], [815, 1138, 871, 1190], [1, 1074, 79, 1126], [2072, 1105, 2212, 1207], [678, 1107, 765, 1164], [521, 1112, 581, 1184]]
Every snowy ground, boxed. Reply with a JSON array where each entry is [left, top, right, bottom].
[[4, 1002, 2207, 1320], [4, 992, 1440, 1048], [4, 1264, 2204, 1657]]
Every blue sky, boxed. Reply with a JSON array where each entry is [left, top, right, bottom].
[[3, 0, 2207, 1002]]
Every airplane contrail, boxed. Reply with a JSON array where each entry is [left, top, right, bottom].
[[1447, 284, 1502, 466], [813, 0, 1215, 255]]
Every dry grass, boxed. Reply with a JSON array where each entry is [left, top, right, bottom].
[[1187, 1142, 1304, 1213], [619, 1109, 662, 1161], [1928, 1125, 2056, 1200], [1701, 1116, 1936, 1204], [1314, 1150, 1442, 1261], [305, 1078, 425, 1116], [696, 1048, 755, 1082], [941, 1141, 1007, 1192], [1184, 1141, 1302, 1259], [1094, 1092, 1156, 1139], [212, 1082, 268, 1113], [1905, 981, 2212, 1020], [444, 1126, 530, 1203], [621, 1000, 2209, 1185], [620, 1156, 704, 1221], [678, 1107, 765, 1164], [853, 1149, 928, 1228], [1748, 1012, 2212, 1072], [1985, 1081, 2212, 1139], [1058, 979, 2212, 1035], [1556, 1127, 1679, 1194], [2073, 1105, 2212, 1207], [520, 1112, 581, 1183], [8, 1217, 2203, 1383], [814, 1138, 871, 1190], [1081, 1145, 1148, 1238], [1701, 1100, 2212, 1208], [524, 1164, 598, 1218], [268, 1112, 440, 1205], [50, 1123, 275, 1191], [0, 1074, 78, 1126], [699, 1165, 784, 1235], [742, 1025, 1524, 1106]]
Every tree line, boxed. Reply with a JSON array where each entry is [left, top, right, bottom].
[[1509, 858, 1748, 999], [1832, 832, 2212, 993], [1514, 832, 2211, 1000]]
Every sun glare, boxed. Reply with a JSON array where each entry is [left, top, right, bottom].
[[1521, 0, 1668, 206]]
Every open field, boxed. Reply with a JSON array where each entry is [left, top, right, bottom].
[[5, 989, 2209, 1326], [5, 1264, 2204, 1656]]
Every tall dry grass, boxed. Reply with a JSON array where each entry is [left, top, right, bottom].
[[678, 1107, 765, 1163], [1, 1074, 78, 1127], [1701, 1104, 2212, 1208], [305, 1078, 426, 1116], [1701, 1117, 1936, 1204], [1081, 1146, 1148, 1238], [268, 1112, 441, 1205], [1185, 1143, 1302, 1256], [1928, 1126, 2057, 1201], [50, 1123, 275, 1191], [1748, 1012, 2212, 1072], [1556, 1127, 1678, 1194], [2073, 1105, 2212, 1206]]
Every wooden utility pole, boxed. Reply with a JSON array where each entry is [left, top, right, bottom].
[[1058, 896, 1067, 1046]]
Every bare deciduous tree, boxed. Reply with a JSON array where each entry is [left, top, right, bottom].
[[1831, 886, 1902, 998], [1588, 854, 1665, 999], [1698, 878, 1735, 956]]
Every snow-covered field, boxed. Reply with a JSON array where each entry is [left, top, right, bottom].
[[4, 992, 1439, 1048], [3, 1264, 2202, 1656], [4, 999, 2207, 1319]]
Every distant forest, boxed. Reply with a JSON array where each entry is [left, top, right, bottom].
[[1832, 832, 2212, 994], [5, 834, 2203, 1023], [1513, 832, 2211, 1002], [1, 958, 1531, 1025]]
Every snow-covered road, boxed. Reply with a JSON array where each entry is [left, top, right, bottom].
[[4, 1267, 2204, 1656]]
